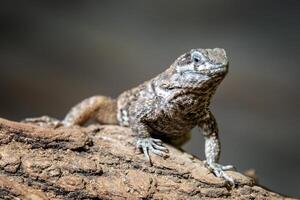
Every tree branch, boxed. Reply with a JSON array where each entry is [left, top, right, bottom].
[[0, 118, 292, 199]]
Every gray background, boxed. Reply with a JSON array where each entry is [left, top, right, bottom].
[[0, 1, 299, 197]]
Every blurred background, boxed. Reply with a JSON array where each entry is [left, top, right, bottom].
[[0, 0, 299, 197]]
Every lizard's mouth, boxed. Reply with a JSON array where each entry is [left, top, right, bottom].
[[208, 66, 228, 78], [197, 64, 227, 75], [210, 65, 227, 73], [178, 63, 227, 78]]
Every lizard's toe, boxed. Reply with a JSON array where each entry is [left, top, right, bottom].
[[137, 138, 169, 164], [151, 142, 169, 153]]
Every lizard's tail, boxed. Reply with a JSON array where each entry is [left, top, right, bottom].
[[63, 96, 118, 126]]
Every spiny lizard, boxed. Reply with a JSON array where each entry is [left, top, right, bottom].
[[25, 48, 235, 184]]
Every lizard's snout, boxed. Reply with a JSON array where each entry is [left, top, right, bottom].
[[209, 48, 228, 66]]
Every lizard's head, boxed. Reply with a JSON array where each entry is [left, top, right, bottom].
[[173, 48, 228, 81]]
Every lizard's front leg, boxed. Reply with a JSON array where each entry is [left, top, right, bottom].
[[198, 110, 235, 185], [133, 122, 168, 164]]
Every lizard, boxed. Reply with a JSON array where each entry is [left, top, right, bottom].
[[25, 48, 235, 184]]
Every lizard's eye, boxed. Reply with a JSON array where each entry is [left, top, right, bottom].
[[191, 51, 203, 63]]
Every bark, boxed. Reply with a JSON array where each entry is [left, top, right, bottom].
[[0, 117, 293, 200]]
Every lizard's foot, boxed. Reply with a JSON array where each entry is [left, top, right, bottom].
[[22, 116, 63, 128], [205, 161, 236, 186], [137, 138, 169, 164]]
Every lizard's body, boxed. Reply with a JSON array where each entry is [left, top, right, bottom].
[[117, 68, 221, 138], [28, 48, 235, 184]]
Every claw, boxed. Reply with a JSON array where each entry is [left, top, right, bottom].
[[137, 138, 169, 164], [142, 146, 150, 163], [149, 147, 165, 156], [206, 162, 236, 186], [151, 142, 169, 152], [221, 165, 235, 171], [151, 138, 163, 143], [221, 171, 235, 186]]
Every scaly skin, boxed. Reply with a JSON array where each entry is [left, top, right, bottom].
[[25, 48, 235, 185]]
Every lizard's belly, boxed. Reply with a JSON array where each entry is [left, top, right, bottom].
[[148, 97, 206, 137], [148, 114, 196, 137]]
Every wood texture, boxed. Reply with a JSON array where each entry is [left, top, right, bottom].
[[0, 118, 292, 200]]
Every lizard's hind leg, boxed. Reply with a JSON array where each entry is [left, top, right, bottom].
[[63, 96, 118, 127]]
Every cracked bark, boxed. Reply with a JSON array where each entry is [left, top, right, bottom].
[[0, 118, 293, 200]]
